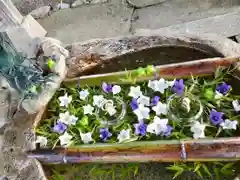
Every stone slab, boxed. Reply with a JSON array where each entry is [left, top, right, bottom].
[[126, 0, 167, 8], [38, 0, 133, 44], [134, 10, 240, 38], [132, 0, 240, 30], [6, 15, 47, 58]]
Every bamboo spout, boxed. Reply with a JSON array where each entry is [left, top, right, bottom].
[[27, 137, 240, 164]]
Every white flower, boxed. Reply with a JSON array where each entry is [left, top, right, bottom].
[[35, 136, 47, 147], [128, 86, 143, 98], [166, 79, 175, 87], [220, 119, 238, 130], [105, 104, 117, 116], [117, 129, 131, 143], [93, 95, 105, 107], [83, 104, 94, 115], [79, 89, 89, 100], [59, 111, 78, 125], [147, 116, 168, 135], [154, 78, 169, 93], [148, 79, 168, 93], [215, 91, 223, 99], [148, 80, 158, 90], [152, 101, 167, 115], [133, 104, 150, 120], [232, 100, 240, 112], [59, 132, 73, 146], [80, 132, 93, 144], [112, 85, 121, 95], [190, 121, 206, 139], [59, 94, 72, 107], [137, 95, 150, 106]]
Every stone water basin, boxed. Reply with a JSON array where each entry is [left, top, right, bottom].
[[3, 32, 240, 180]]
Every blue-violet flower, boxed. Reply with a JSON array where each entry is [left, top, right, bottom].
[[130, 98, 138, 111], [134, 122, 147, 136], [172, 79, 185, 95], [100, 128, 112, 141], [102, 82, 112, 93], [216, 82, 231, 95], [210, 109, 224, 125], [53, 121, 67, 134], [151, 96, 160, 106]]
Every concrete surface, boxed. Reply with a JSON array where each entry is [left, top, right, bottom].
[[35, 0, 240, 44], [38, 0, 133, 44]]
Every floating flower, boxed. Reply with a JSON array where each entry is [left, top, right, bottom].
[[35, 136, 47, 147], [134, 122, 147, 136], [83, 104, 94, 115], [130, 98, 139, 111], [232, 100, 240, 112], [79, 89, 89, 100], [128, 86, 143, 98], [148, 79, 168, 93], [151, 96, 160, 106], [105, 103, 117, 116], [215, 91, 223, 99], [59, 112, 78, 125], [216, 82, 231, 95], [59, 132, 73, 146], [166, 79, 175, 87], [102, 82, 113, 93], [93, 95, 105, 107], [133, 104, 150, 120], [154, 78, 169, 93], [59, 94, 72, 107], [147, 116, 169, 135], [220, 119, 238, 130], [190, 121, 206, 139], [163, 125, 173, 137], [112, 85, 121, 95], [148, 80, 157, 90], [80, 132, 93, 144], [137, 95, 150, 106], [99, 128, 112, 141], [210, 109, 224, 125], [117, 129, 131, 143], [53, 121, 67, 134], [152, 101, 167, 115], [172, 79, 184, 95]]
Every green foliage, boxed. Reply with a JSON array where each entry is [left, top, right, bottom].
[[36, 66, 240, 180]]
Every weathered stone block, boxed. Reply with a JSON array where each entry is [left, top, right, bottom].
[[6, 15, 47, 58]]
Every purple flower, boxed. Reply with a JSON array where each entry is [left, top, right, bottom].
[[172, 79, 185, 95], [130, 98, 138, 111], [100, 128, 112, 141], [210, 109, 224, 125], [151, 96, 160, 106], [53, 121, 67, 134], [102, 82, 112, 93], [163, 125, 173, 137], [134, 122, 147, 136], [216, 82, 231, 95], [51, 54, 57, 60]]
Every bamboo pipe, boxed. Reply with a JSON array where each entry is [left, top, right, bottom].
[[63, 56, 240, 87], [27, 137, 240, 164]]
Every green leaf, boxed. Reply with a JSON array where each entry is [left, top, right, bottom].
[[136, 67, 146, 76], [194, 163, 201, 172], [145, 65, 156, 75], [202, 164, 212, 177], [47, 58, 56, 69], [172, 170, 184, 179], [166, 165, 184, 172], [204, 88, 214, 100], [196, 170, 203, 179], [79, 115, 89, 126]]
